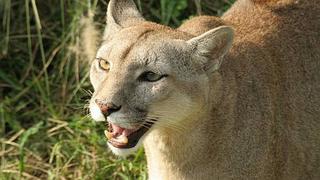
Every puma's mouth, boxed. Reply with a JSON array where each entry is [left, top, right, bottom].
[[104, 122, 151, 149]]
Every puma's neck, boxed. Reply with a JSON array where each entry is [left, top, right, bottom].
[[143, 72, 237, 180], [143, 115, 213, 180]]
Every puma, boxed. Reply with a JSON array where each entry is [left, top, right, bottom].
[[88, 0, 320, 179]]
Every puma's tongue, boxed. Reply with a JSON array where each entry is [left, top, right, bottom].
[[111, 123, 137, 136], [111, 123, 124, 136], [104, 121, 153, 149], [104, 123, 140, 146]]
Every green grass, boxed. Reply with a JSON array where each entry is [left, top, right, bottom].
[[0, 0, 233, 179]]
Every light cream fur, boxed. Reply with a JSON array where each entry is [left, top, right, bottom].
[[87, 0, 320, 179]]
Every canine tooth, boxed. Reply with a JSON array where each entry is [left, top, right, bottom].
[[115, 134, 128, 144], [104, 130, 113, 140]]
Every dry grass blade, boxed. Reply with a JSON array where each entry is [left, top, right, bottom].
[[8, 129, 25, 142], [1, 169, 42, 180]]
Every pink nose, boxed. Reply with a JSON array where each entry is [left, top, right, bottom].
[[95, 100, 121, 116]]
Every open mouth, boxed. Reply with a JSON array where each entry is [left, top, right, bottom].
[[104, 122, 152, 149]]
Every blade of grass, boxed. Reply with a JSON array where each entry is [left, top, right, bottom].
[[66, 70, 90, 105], [160, 0, 166, 24], [136, 0, 142, 12], [33, 74, 56, 116], [2, 0, 11, 56], [30, 0, 51, 98], [133, 148, 144, 163], [0, 103, 5, 179], [23, 0, 34, 82], [117, 172, 130, 180], [164, 1, 177, 25], [60, 0, 65, 59], [195, 0, 202, 15], [0, 71, 23, 91], [18, 121, 43, 178], [10, 42, 60, 103]]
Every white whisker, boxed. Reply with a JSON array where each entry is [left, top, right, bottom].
[[145, 117, 186, 133]]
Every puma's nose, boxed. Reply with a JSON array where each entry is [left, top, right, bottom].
[[95, 99, 121, 117]]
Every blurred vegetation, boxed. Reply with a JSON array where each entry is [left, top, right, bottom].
[[0, 0, 234, 179]]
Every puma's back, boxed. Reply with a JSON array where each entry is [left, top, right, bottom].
[[177, 0, 320, 178]]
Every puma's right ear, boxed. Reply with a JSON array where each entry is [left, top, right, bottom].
[[104, 0, 145, 41], [187, 26, 234, 73]]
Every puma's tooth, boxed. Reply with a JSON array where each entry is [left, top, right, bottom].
[[104, 130, 113, 140], [116, 134, 128, 144]]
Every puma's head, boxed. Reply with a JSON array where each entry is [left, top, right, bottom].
[[89, 0, 233, 156]]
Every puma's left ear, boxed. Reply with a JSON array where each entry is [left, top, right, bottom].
[[187, 26, 234, 72], [104, 0, 145, 41]]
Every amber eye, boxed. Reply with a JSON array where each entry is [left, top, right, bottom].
[[98, 58, 110, 71]]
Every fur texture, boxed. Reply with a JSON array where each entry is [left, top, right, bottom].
[[88, 0, 320, 179]]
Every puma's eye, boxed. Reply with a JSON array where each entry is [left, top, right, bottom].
[[139, 71, 167, 82], [97, 58, 110, 71]]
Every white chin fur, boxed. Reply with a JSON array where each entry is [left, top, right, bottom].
[[107, 139, 142, 157], [90, 103, 106, 121]]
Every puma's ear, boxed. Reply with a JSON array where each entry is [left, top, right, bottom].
[[104, 0, 145, 41], [187, 26, 234, 72]]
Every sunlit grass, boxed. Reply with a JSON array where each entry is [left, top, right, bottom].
[[0, 0, 233, 179]]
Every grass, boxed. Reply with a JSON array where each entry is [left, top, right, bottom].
[[0, 0, 233, 179]]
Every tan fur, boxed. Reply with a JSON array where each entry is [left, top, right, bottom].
[[88, 0, 320, 179], [178, 16, 228, 36]]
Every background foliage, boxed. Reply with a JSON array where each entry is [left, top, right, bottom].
[[0, 0, 234, 179]]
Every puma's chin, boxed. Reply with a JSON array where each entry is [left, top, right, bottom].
[[104, 122, 152, 156], [107, 139, 143, 156]]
